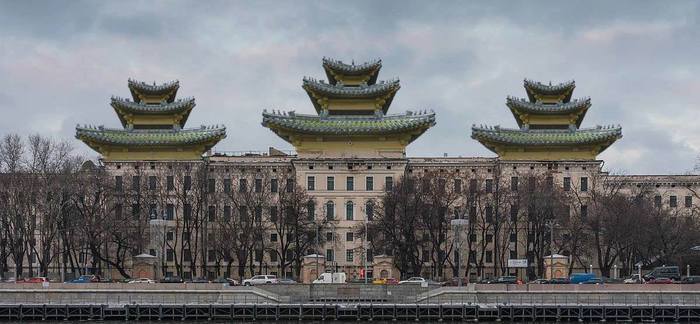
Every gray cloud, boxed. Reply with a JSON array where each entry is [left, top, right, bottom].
[[0, 0, 698, 174]]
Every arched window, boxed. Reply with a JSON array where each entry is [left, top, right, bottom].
[[346, 201, 354, 220], [325, 201, 335, 220], [365, 201, 374, 221]]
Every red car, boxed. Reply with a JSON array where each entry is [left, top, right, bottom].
[[385, 278, 399, 285], [647, 277, 674, 284], [19, 277, 49, 283]]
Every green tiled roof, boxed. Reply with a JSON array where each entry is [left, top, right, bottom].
[[262, 110, 435, 142], [302, 78, 400, 114], [111, 97, 195, 127], [506, 97, 591, 128], [471, 125, 621, 147], [128, 79, 179, 103], [524, 79, 575, 102], [322, 58, 382, 85], [75, 125, 226, 147]]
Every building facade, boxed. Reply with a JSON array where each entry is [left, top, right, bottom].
[[67, 58, 700, 282]]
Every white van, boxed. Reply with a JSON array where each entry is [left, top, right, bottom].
[[312, 272, 346, 284]]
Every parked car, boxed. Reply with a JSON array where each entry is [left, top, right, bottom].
[[211, 278, 239, 285], [570, 273, 596, 284], [580, 278, 605, 285], [624, 274, 642, 284], [399, 277, 426, 285], [159, 276, 184, 283], [529, 279, 549, 284], [385, 278, 399, 285], [646, 277, 674, 284], [65, 275, 99, 283], [278, 278, 297, 284], [493, 276, 520, 284], [18, 277, 49, 283], [679, 276, 700, 284], [442, 277, 470, 286], [128, 278, 156, 284], [188, 277, 210, 283], [242, 275, 278, 286], [548, 277, 571, 284], [643, 266, 681, 281]]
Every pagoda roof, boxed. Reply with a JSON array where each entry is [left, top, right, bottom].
[[506, 97, 591, 128], [75, 125, 226, 148], [110, 97, 196, 128], [524, 79, 575, 103], [262, 110, 435, 142], [322, 58, 382, 85], [128, 79, 179, 103], [302, 78, 400, 114], [471, 125, 621, 150]]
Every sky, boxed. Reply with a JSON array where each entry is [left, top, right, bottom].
[[0, 0, 699, 174]]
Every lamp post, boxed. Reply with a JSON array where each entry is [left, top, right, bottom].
[[451, 218, 469, 287], [364, 216, 369, 284], [545, 220, 558, 280]]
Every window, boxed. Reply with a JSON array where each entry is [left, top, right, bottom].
[[366, 176, 374, 191], [206, 205, 216, 221], [367, 250, 373, 262], [454, 179, 462, 193], [184, 249, 192, 262], [184, 204, 192, 221], [326, 232, 334, 242], [580, 177, 588, 192], [132, 176, 140, 191], [239, 206, 248, 221], [511, 177, 518, 191], [307, 176, 315, 191], [580, 205, 588, 219], [166, 249, 174, 262], [208, 179, 216, 193], [223, 206, 231, 221], [270, 179, 278, 193], [255, 178, 262, 193], [438, 178, 446, 193], [327, 176, 335, 191], [270, 206, 278, 222], [485, 179, 493, 193], [166, 231, 174, 241], [270, 252, 278, 262], [255, 207, 262, 222], [167, 176, 174, 191], [686, 196, 693, 208], [306, 201, 315, 220], [223, 178, 231, 193], [563, 177, 571, 191], [385, 176, 393, 192], [326, 201, 335, 220], [485, 206, 493, 223], [286, 178, 294, 192], [510, 250, 517, 259], [654, 195, 662, 207], [239, 179, 247, 192], [346, 232, 354, 241], [670, 195, 678, 208], [346, 249, 354, 262], [166, 204, 174, 220], [346, 176, 354, 191], [184, 175, 191, 191], [208, 250, 216, 262], [510, 205, 518, 222], [346, 201, 354, 220], [510, 233, 517, 243], [115, 176, 123, 191], [149, 176, 157, 190], [254, 250, 262, 262], [326, 249, 334, 262], [270, 233, 278, 242], [115, 204, 122, 218], [485, 251, 493, 263], [132, 203, 140, 219], [469, 179, 477, 193], [546, 176, 554, 189], [365, 201, 374, 221]]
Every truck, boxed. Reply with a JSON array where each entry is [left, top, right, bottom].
[[312, 272, 347, 284]]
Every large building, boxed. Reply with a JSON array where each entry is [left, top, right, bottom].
[[71, 59, 700, 282]]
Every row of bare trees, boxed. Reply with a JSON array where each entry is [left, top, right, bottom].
[[369, 168, 700, 280]]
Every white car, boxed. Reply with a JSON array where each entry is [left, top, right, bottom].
[[242, 275, 279, 286], [399, 277, 427, 285], [128, 278, 156, 284]]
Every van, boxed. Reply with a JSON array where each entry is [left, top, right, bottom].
[[643, 266, 680, 281], [313, 272, 346, 284], [569, 273, 596, 284]]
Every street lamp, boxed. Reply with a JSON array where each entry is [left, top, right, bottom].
[[545, 220, 558, 280], [451, 218, 469, 287]]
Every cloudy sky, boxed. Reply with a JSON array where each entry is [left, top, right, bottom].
[[1, 1, 698, 174]]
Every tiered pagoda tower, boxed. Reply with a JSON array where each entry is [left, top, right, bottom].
[[262, 58, 435, 158], [76, 80, 226, 161], [472, 80, 622, 160]]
